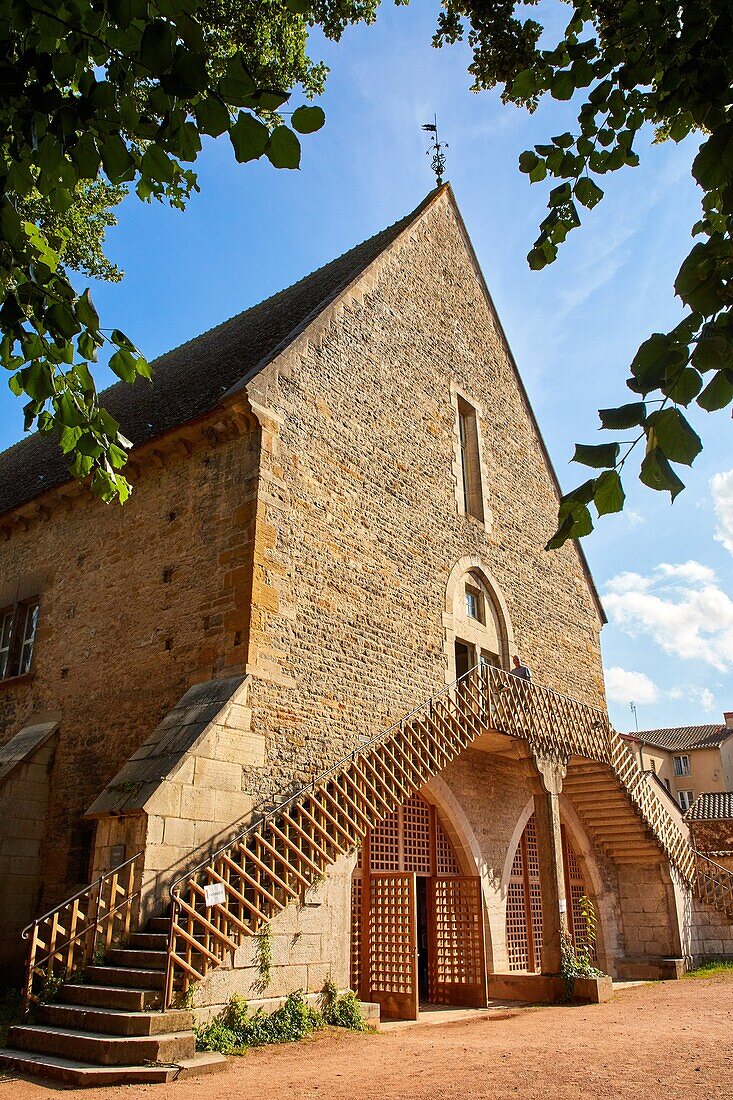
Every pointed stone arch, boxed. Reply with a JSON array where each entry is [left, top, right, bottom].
[[443, 557, 515, 683]]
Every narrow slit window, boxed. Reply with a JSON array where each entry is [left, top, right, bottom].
[[457, 397, 484, 522]]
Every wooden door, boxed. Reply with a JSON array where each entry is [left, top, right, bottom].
[[368, 872, 419, 1021], [428, 876, 487, 1007]]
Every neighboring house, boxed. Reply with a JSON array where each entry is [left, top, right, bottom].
[[686, 792, 733, 871], [0, 185, 731, 1083], [622, 717, 733, 812]]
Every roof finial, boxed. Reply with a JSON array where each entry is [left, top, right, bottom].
[[422, 116, 448, 187]]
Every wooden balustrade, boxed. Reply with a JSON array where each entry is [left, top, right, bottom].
[[694, 851, 733, 918], [22, 852, 142, 1015]]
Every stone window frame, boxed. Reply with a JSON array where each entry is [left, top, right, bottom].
[[449, 382, 493, 531], [0, 595, 40, 682], [443, 557, 514, 685]]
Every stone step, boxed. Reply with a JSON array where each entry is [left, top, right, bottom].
[[106, 947, 168, 970], [84, 964, 166, 990], [128, 931, 169, 951], [146, 916, 172, 934], [7, 1024, 195, 1066], [60, 983, 163, 1012], [37, 1002, 193, 1037], [0, 1048, 227, 1086]]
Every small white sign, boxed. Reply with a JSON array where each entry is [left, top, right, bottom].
[[204, 882, 226, 908], [559, 898, 567, 914]]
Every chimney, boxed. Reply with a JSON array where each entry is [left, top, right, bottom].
[[725, 712, 733, 729]]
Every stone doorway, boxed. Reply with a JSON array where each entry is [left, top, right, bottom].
[[350, 793, 488, 1021]]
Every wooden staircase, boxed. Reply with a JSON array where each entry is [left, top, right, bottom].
[[2, 664, 732, 1085], [1, 917, 226, 1084]]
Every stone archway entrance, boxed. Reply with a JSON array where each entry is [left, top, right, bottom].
[[350, 793, 488, 1021], [506, 813, 597, 972]]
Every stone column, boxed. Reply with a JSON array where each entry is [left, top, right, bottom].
[[521, 749, 569, 974]]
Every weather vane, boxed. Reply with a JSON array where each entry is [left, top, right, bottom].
[[422, 116, 448, 186]]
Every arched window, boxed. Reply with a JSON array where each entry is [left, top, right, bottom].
[[451, 568, 508, 678]]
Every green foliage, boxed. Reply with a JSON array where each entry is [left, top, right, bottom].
[[253, 924, 273, 992], [319, 976, 368, 1030], [433, 0, 733, 544], [684, 960, 733, 979], [194, 990, 324, 1053], [0, 0, 338, 505], [559, 895, 604, 998], [39, 971, 66, 1003]]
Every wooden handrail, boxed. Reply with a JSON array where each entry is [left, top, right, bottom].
[[21, 851, 143, 1016]]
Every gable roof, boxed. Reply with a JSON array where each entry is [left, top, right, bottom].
[[686, 791, 733, 821], [0, 184, 605, 624], [631, 724, 731, 753], [0, 189, 441, 519]]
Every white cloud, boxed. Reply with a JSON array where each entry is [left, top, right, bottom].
[[711, 469, 733, 555], [605, 667, 658, 705], [657, 561, 718, 585], [603, 561, 733, 672], [690, 687, 717, 714]]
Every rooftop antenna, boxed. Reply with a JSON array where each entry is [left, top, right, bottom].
[[422, 116, 448, 187], [630, 701, 638, 732]]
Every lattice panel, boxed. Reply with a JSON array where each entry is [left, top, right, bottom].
[[436, 821, 461, 875], [369, 874, 415, 995], [402, 796, 432, 875], [564, 833, 596, 962], [370, 808, 400, 872], [430, 877, 485, 1002], [350, 874, 363, 994], [506, 843, 529, 972], [529, 883, 543, 972]]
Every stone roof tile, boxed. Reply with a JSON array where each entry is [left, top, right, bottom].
[[686, 791, 733, 821], [632, 724, 731, 753]]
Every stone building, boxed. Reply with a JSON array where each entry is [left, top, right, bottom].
[[622, 717, 733, 812], [0, 185, 731, 1083], [686, 793, 733, 871]]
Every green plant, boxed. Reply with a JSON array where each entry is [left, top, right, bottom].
[[559, 896, 604, 998], [39, 971, 66, 1004], [319, 977, 368, 1031], [173, 981, 198, 1010], [253, 925, 273, 993], [195, 990, 324, 1053], [684, 960, 733, 979]]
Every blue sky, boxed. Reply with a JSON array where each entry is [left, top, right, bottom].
[[2, 2, 731, 731]]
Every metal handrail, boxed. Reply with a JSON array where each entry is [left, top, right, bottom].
[[169, 663, 485, 898], [21, 850, 142, 941], [169, 663, 609, 899]]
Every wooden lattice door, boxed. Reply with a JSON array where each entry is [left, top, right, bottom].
[[368, 872, 419, 1021], [427, 876, 487, 1007]]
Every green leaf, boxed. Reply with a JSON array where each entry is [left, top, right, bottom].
[[290, 106, 325, 135], [640, 446, 685, 499], [109, 348, 138, 383], [511, 69, 538, 98], [691, 334, 727, 373], [284, 0, 310, 11], [629, 333, 686, 393], [229, 112, 269, 163], [195, 96, 231, 138], [574, 177, 604, 209], [219, 54, 257, 106], [23, 363, 56, 402], [598, 402, 646, 430], [141, 145, 175, 184], [76, 289, 100, 331], [697, 369, 733, 411], [551, 72, 575, 101], [546, 502, 594, 550], [663, 366, 702, 406], [646, 408, 702, 466], [593, 469, 625, 516], [100, 135, 135, 183], [572, 442, 620, 469], [266, 126, 301, 169], [140, 20, 174, 75]]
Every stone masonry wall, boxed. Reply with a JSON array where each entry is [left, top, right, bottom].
[[0, 736, 56, 980], [0, 429, 259, 908], [242, 190, 606, 811]]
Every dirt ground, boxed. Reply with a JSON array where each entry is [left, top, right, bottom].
[[2, 974, 732, 1100]]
